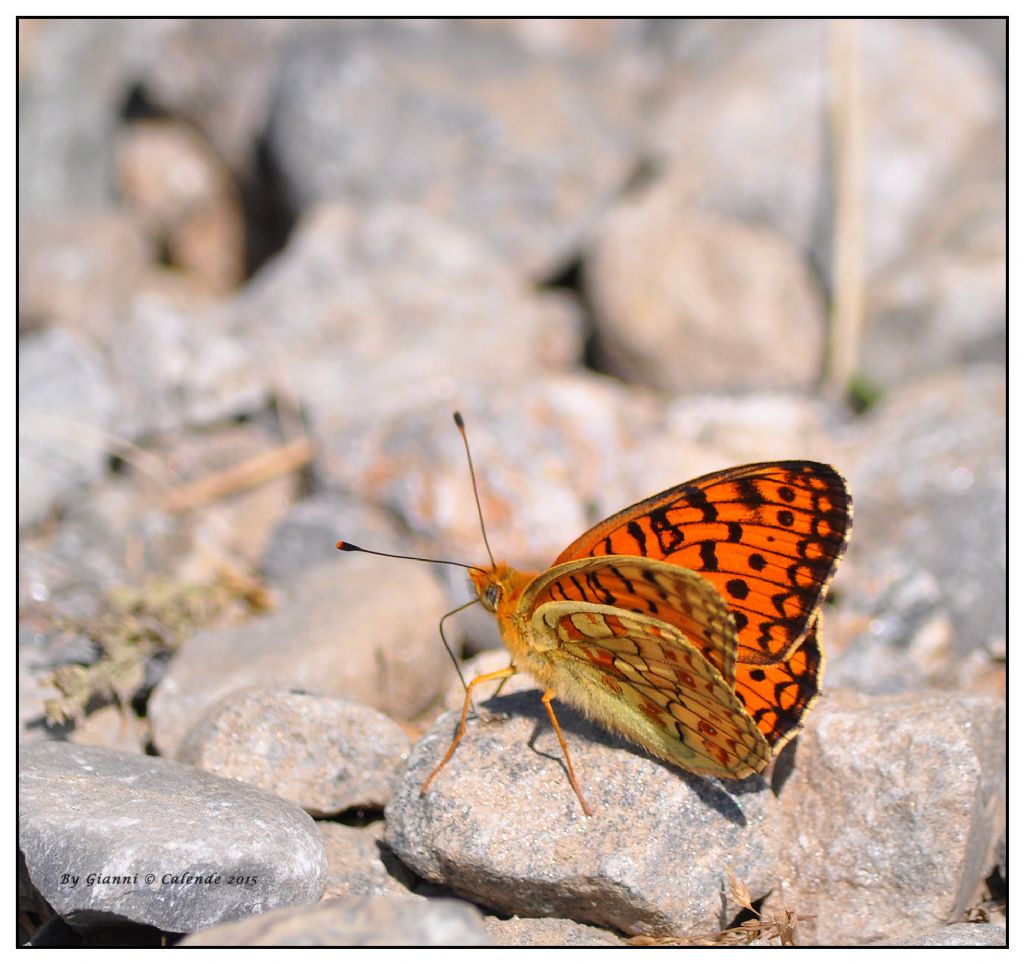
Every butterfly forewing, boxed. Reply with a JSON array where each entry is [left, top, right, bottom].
[[552, 461, 852, 664], [528, 599, 771, 779]]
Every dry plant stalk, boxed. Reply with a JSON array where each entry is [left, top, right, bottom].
[[162, 436, 314, 512], [628, 868, 814, 947]]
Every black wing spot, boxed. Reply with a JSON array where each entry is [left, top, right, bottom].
[[732, 611, 749, 632], [778, 485, 796, 503], [748, 668, 766, 682], [726, 578, 750, 600], [726, 521, 743, 542], [777, 509, 795, 527], [748, 552, 767, 572], [699, 541, 719, 572]]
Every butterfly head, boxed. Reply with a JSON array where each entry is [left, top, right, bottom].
[[470, 564, 533, 616]]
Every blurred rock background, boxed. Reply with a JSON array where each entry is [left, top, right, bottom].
[[18, 18, 1005, 947]]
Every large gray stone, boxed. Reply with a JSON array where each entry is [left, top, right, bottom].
[[770, 691, 1005, 945], [18, 742, 326, 933], [149, 555, 451, 757], [386, 689, 781, 938]]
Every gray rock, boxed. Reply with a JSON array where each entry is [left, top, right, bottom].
[[19, 328, 118, 528], [129, 19, 301, 173], [650, 19, 1002, 278], [223, 200, 582, 434], [881, 922, 1006, 947], [862, 133, 1005, 390], [843, 365, 1006, 663], [18, 742, 326, 933], [261, 494, 403, 590], [485, 915, 626, 946], [770, 691, 1005, 945], [19, 474, 186, 616], [267, 22, 641, 278], [939, 19, 1006, 76], [826, 552, 956, 695], [108, 293, 265, 440], [655, 392, 843, 479], [18, 627, 66, 744], [318, 373, 657, 570], [18, 657, 149, 754], [149, 555, 451, 757], [182, 894, 493, 946], [178, 688, 411, 815], [19, 211, 151, 340], [68, 705, 149, 756], [319, 822, 419, 901], [19, 19, 132, 215], [587, 194, 825, 394], [385, 690, 781, 937]]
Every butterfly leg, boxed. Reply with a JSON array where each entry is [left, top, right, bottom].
[[540, 689, 593, 817], [421, 665, 517, 799]]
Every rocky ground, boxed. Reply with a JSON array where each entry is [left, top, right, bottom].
[[18, 18, 1005, 947]]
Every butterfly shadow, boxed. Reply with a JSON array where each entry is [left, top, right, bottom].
[[476, 689, 766, 827]]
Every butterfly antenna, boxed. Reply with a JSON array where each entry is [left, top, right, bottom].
[[453, 411, 496, 569], [336, 541, 484, 575]]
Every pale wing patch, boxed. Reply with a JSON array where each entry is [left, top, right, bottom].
[[521, 556, 740, 682]]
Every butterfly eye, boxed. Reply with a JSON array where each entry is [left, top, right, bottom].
[[484, 584, 501, 610]]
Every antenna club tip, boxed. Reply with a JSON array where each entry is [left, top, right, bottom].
[[336, 540, 360, 551], [453, 411, 464, 428]]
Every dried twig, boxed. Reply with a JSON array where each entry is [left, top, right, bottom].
[[628, 870, 814, 947], [162, 436, 314, 512]]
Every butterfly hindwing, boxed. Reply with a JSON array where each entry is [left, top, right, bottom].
[[734, 610, 824, 751], [524, 598, 771, 779], [552, 461, 852, 664]]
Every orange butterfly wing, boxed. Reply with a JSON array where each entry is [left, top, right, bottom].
[[552, 461, 852, 665], [733, 610, 824, 751]]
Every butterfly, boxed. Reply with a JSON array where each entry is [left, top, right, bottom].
[[340, 418, 852, 816]]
